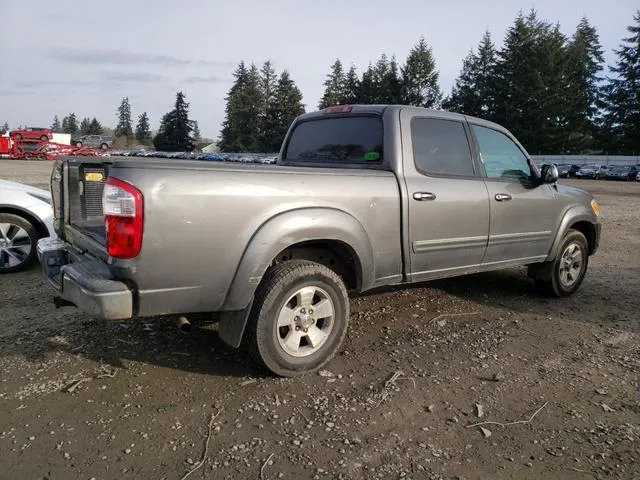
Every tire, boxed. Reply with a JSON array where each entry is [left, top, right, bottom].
[[245, 260, 349, 377], [76, 142, 83, 147], [40, 135, 48, 142], [14, 133, 22, 141], [535, 229, 589, 297], [100, 143, 108, 150], [0, 213, 39, 274]]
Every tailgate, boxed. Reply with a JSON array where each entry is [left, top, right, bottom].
[[52, 156, 112, 254]]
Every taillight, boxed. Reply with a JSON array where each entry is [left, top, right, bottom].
[[103, 177, 143, 259]]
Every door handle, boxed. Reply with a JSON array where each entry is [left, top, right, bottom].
[[413, 192, 436, 201], [495, 193, 512, 201]]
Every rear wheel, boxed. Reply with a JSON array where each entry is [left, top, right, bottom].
[[245, 260, 349, 377], [40, 135, 48, 142], [535, 229, 588, 297], [76, 141, 83, 147], [14, 133, 22, 141], [0, 213, 39, 274], [101, 143, 108, 150]]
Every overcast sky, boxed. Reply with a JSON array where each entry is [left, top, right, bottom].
[[1, 0, 637, 139]]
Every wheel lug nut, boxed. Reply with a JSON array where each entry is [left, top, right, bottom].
[[294, 316, 299, 321], [295, 326, 300, 331], [303, 328, 308, 333], [300, 308, 306, 314], [308, 309, 313, 314]]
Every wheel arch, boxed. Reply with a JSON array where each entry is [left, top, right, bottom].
[[0, 205, 49, 239]]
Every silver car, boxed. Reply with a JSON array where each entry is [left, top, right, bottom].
[[74, 135, 112, 150]]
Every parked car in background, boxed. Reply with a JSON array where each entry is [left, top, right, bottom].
[[73, 135, 113, 150], [0, 179, 55, 273], [575, 165, 608, 179], [558, 164, 582, 178], [637, 170, 640, 181], [605, 165, 639, 181], [9, 127, 53, 142]]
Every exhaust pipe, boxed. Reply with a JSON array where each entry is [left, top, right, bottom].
[[174, 316, 192, 333]]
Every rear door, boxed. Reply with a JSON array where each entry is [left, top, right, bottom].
[[469, 122, 557, 265], [401, 111, 490, 281]]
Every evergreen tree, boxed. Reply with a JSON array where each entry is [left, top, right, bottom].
[[62, 113, 78, 134], [561, 18, 605, 153], [600, 10, 640, 154], [192, 120, 201, 143], [80, 117, 92, 135], [155, 91, 194, 152], [115, 97, 134, 140], [401, 36, 442, 108], [263, 71, 305, 152], [50, 116, 61, 133], [218, 61, 264, 152], [318, 59, 346, 109], [357, 63, 376, 104], [490, 11, 569, 153], [0, 122, 9, 134], [343, 65, 361, 104], [88, 118, 103, 135], [259, 60, 277, 151], [135, 112, 151, 144], [443, 31, 497, 117]]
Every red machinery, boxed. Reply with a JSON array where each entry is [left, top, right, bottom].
[[0, 137, 107, 160]]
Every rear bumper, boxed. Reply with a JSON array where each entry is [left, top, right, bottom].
[[37, 237, 133, 320]]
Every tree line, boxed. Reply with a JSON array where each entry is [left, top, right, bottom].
[[219, 9, 640, 155]]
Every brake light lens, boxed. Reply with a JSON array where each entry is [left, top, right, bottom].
[[103, 177, 143, 259], [324, 105, 352, 114]]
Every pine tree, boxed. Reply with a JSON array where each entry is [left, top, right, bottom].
[[259, 60, 277, 151], [401, 36, 442, 108], [357, 63, 376, 104], [192, 120, 201, 143], [490, 11, 569, 153], [51, 116, 61, 133], [600, 10, 640, 154], [0, 122, 9, 134], [343, 65, 360, 104], [62, 113, 78, 134], [443, 31, 497, 117], [382, 55, 403, 104], [156, 91, 195, 152], [562, 18, 605, 153], [115, 97, 134, 140], [318, 59, 346, 109], [80, 117, 92, 135], [264, 71, 305, 152], [135, 112, 151, 144], [218, 61, 264, 152], [88, 118, 103, 135]]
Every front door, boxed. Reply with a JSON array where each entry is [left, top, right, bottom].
[[403, 115, 490, 281], [469, 123, 558, 265]]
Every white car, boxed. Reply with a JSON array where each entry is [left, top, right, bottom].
[[0, 179, 55, 273]]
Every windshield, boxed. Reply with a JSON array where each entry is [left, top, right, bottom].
[[580, 166, 596, 171], [283, 116, 383, 165], [611, 166, 629, 172]]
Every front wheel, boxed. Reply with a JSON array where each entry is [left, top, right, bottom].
[[100, 143, 108, 150], [76, 141, 83, 147], [245, 260, 349, 377], [535, 229, 589, 297], [0, 213, 39, 274]]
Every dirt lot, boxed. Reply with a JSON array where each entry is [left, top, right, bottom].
[[1, 160, 638, 480]]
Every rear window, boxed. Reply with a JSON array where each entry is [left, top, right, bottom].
[[283, 116, 383, 165]]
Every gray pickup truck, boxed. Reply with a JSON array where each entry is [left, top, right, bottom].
[[37, 105, 602, 377]]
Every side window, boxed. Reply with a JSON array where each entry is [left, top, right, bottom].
[[411, 118, 475, 177], [471, 124, 531, 180]]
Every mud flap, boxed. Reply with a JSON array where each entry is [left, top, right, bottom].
[[527, 261, 554, 281], [217, 298, 253, 348]]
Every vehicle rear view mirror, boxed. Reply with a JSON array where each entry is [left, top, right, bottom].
[[541, 164, 559, 184]]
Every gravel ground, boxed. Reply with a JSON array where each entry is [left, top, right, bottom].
[[1, 160, 639, 480]]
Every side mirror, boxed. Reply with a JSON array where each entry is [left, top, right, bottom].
[[541, 164, 558, 184]]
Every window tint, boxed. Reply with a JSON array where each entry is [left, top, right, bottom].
[[472, 125, 531, 180], [283, 116, 383, 165], [411, 118, 475, 177]]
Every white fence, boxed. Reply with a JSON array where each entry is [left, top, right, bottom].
[[531, 155, 640, 166]]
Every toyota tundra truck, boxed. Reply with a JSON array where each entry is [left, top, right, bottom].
[[37, 105, 602, 377]]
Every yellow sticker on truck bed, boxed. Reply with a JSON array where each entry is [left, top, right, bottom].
[[85, 172, 104, 182]]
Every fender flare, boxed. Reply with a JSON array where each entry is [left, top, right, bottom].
[[221, 207, 375, 312], [546, 204, 598, 261]]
